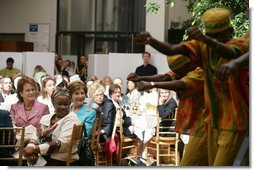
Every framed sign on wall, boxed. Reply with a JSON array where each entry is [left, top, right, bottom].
[[27, 23, 50, 52]]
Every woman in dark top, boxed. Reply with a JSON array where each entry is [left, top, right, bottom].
[[157, 89, 177, 137], [100, 84, 136, 142]]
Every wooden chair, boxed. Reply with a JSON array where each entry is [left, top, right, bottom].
[[146, 109, 180, 166], [97, 143, 111, 166], [89, 116, 107, 166], [66, 124, 84, 166], [117, 108, 138, 166], [96, 115, 113, 166], [0, 127, 25, 166]]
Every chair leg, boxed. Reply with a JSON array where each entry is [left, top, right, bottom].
[[157, 144, 160, 166], [108, 155, 112, 166]]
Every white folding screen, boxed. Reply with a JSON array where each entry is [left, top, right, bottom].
[[22, 52, 55, 78], [88, 54, 109, 80], [0, 52, 54, 78]]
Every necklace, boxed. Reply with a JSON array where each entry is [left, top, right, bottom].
[[25, 108, 32, 111]]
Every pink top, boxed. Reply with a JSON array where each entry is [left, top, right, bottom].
[[10, 99, 50, 127]]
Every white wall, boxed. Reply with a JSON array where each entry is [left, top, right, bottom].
[[145, 0, 192, 54], [146, 0, 169, 54], [0, 0, 57, 52], [168, 0, 193, 26]]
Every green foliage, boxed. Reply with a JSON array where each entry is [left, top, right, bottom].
[[170, 21, 181, 29], [146, 0, 249, 38], [165, 0, 175, 7], [231, 12, 249, 38], [145, 1, 160, 14], [190, 0, 249, 38], [146, 0, 175, 14], [170, 18, 192, 29]]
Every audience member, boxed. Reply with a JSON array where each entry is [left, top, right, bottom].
[[23, 87, 81, 166], [55, 57, 63, 75], [76, 55, 88, 82], [37, 76, 56, 114], [0, 76, 14, 101], [60, 60, 70, 78], [54, 74, 68, 88], [33, 65, 48, 87], [112, 77, 125, 102], [157, 88, 177, 136], [64, 60, 75, 77], [10, 76, 49, 128], [0, 76, 18, 110], [0, 57, 21, 79], [13, 73, 22, 91], [69, 74, 81, 83], [135, 52, 157, 76], [125, 80, 141, 104], [100, 84, 135, 143], [86, 82, 105, 116], [102, 75, 112, 98], [67, 80, 96, 138]]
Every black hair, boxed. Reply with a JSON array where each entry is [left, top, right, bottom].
[[6, 57, 14, 63]]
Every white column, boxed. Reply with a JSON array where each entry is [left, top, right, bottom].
[[145, 0, 169, 54]]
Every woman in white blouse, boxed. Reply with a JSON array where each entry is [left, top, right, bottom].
[[126, 80, 141, 102], [23, 87, 81, 166], [37, 76, 56, 114]]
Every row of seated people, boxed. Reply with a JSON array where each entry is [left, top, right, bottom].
[[0, 74, 178, 166]]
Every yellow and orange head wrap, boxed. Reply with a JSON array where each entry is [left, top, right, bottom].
[[202, 7, 231, 34], [167, 54, 196, 78]]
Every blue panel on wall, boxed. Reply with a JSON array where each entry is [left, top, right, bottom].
[[29, 24, 38, 32]]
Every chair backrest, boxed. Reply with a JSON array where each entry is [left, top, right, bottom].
[[157, 109, 177, 137], [118, 108, 124, 139], [90, 116, 102, 150], [66, 124, 84, 166], [0, 127, 25, 166], [155, 108, 179, 166], [117, 108, 137, 165], [118, 108, 130, 140]]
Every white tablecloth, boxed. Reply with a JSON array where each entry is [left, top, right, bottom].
[[129, 114, 157, 143]]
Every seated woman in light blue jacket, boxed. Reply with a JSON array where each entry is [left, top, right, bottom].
[[67, 80, 96, 138]]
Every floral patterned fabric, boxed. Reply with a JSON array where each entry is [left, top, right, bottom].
[[175, 67, 207, 136], [181, 38, 249, 131]]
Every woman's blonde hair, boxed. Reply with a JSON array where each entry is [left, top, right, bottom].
[[87, 82, 105, 98], [158, 88, 171, 104], [33, 65, 46, 76]]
